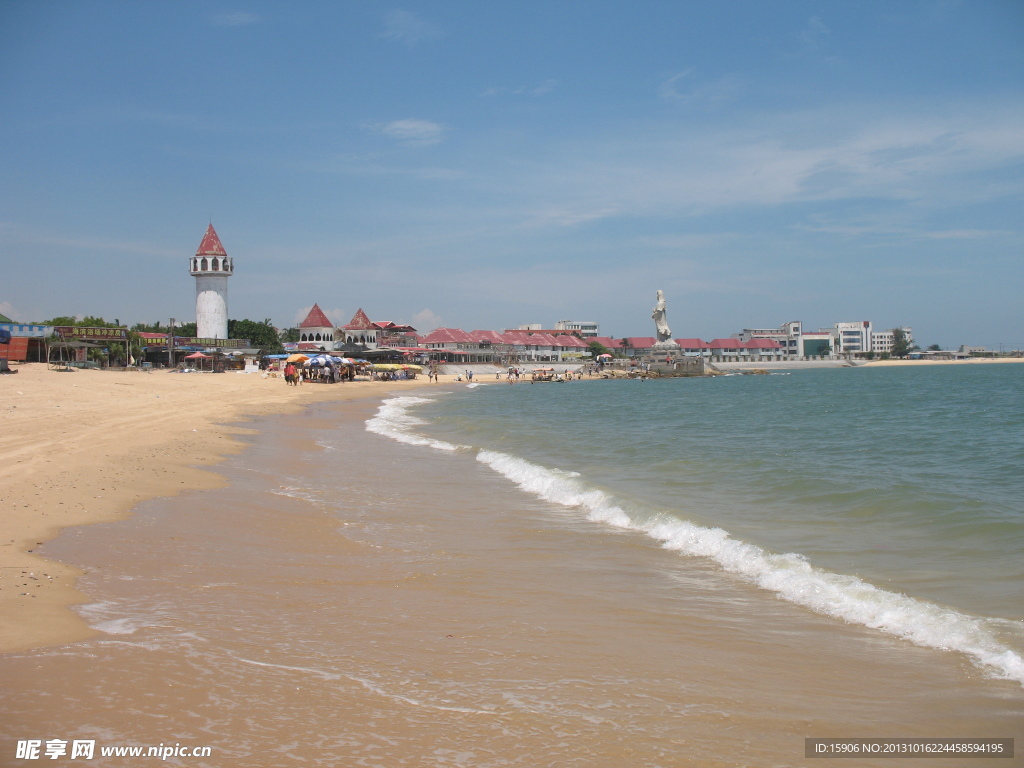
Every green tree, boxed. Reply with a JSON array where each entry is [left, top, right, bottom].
[[588, 340, 612, 357], [927, 343, 941, 351], [131, 321, 175, 333], [41, 316, 80, 327], [619, 338, 630, 356], [890, 328, 911, 358], [228, 318, 283, 352], [281, 327, 301, 343]]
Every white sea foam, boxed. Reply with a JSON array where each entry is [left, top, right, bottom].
[[77, 601, 152, 636], [476, 450, 633, 529], [366, 395, 1024, 686], [365, 396, 466, 452], [476, 449, 1024, 687]]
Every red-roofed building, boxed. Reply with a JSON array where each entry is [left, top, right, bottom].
[[342, 309, 379, 348], [419, 328, 476, 347], [416, 327, 595, 363], [374, 321, 419, 347], [743, 338, 783, 352], [708, 338, 742, 352], [297, 304, 336, 349], [553, 334, 591, 359], [584, 336, 654, 356], [674, 338, 711, 355], [588, 336, 620, 351]]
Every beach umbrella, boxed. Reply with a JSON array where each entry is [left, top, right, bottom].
[[183, 351, 212, 371], [286, 353, 309, 363]]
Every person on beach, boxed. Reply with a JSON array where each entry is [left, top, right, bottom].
[[284, 362, 295, 386]]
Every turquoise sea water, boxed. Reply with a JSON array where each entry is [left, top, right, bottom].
[[372, 364, 1024, 685]]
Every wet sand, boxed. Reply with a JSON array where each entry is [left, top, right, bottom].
[[1, 396, 1019, 767], [0, 363, 444, 652]]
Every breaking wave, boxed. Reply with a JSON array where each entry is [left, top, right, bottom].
[[368, 396, 1024, 686]]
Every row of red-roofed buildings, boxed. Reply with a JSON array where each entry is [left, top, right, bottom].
[[409, 331, 785, 362], [292, 304, 796, 362]]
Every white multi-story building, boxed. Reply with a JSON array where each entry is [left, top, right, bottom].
[[737, 320, 913, 358], [829, 321, 873, 356], [736, 321, 803, 356], [554, 320, 599, 338], [872, 327, 913, 356]]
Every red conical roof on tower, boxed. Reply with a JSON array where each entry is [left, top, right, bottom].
[[344, 308, 375, 330], [299, 304, 334, 328], [196, 224, 227, 257]]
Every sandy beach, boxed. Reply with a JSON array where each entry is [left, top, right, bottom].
[[0, 363, 442, 653], [861, 357, 1024, 367]]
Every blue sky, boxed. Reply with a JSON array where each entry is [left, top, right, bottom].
[[1, 1, 1022, 348]]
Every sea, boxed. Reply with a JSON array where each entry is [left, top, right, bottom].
[[1, 363, 1022, 767]]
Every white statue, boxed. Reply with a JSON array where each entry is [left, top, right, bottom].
[[652, 289, 672, 343]]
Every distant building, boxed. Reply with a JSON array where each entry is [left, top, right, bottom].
[[736, 321, 803, 357], [189, 224, 233, 340], [342, 308, 379, 348], [374, 321, 419, 348], [737, 320, 913, 358], [829, 321, 873, 355], [554, 320, 599, 338], [799, 330, 833, 357], [871, 327, 913, 356], [297, 304, 336, 350], [419, 328, 591, 363]]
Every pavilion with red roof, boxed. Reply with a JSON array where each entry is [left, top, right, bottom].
[[342, 309, 379, 348], [297, 304, 336, 350]]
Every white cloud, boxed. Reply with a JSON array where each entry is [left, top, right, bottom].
[[370, 119, 446, 146], [211, 12, 260, 27], [658, 70, 740, 106], [380, 10, 441, 47], [293, 306, 348, 327], [507, 103, 1024, 224], [0, 301, 21, 321], [325, 307, 349, 326], [800, 15, 831, 50], [412, 309, 442, 333], [482, 79, 558, 98]]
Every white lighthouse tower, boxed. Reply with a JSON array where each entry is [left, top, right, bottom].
[[189, 224, 232, 340]]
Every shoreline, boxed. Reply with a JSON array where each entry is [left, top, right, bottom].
[[860, 357, 1024, 366], [0, 364, 444, 654], [3, 357, 1018, 652], [710, 357, 1024, 372]]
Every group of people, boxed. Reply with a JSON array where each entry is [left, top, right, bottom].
[[282, 361, 351, 385], [282, 362, 303, 386]]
